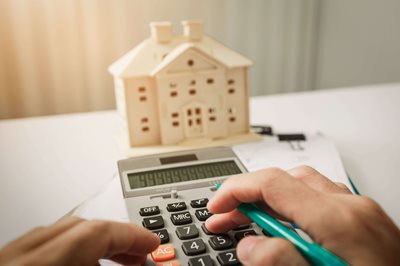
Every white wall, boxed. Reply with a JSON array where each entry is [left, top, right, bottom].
[[314, 0, 400, 89]]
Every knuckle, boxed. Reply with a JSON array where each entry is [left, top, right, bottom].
[[259, 167, 285, 185], [356, 196, 382, 213], [296, 165, 318, 175]]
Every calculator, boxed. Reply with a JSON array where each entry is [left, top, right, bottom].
[[118, 147, 265, 266]]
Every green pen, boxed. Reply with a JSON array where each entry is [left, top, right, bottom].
[[215, 183, 348, 266]]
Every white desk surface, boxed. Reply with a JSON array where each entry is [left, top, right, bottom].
[[1, 83, 399, 247]]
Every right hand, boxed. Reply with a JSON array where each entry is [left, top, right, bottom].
[[206, 166, 400, 265]]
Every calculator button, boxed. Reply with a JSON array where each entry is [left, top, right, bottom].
[[234, 230, 257, 241], [170, 211, 192, 225], [153, 229, 169, 244], [217, 250, 240, 266], [188, 255, 214, 266], [182, 239, 207, 256], [176, 224, 199, 240], [195, 208, 213, 221], [139, 206, 160, 216], [262, 229, 272, 237], [232, 224, 251, 231], [156, 260, 180, 266], [167, 202, 187, 212], [190, 198, 209, 208], [201, 223, 215, 235], [143, 216, 164, 230], [209, 235, 233, 250], [151, 244, 175, 262]]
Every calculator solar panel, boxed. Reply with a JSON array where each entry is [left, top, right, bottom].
[[118, 147, 265, 266]]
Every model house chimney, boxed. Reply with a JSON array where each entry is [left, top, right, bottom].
[[182, 20, 203, 41], [150, 21, 172, 43]]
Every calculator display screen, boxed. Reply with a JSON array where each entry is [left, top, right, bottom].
[[127, 160, 242, 189]]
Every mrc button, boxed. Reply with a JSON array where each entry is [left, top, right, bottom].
[[139, 206, 160, 216], [170, 211, 192, 225]]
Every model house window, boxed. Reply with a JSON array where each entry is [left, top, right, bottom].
[[171, 112, 179, 118], [142, 126, 149, 132], [139, 96, 147, 101], [228, 107, 237, 114], [190, 80, 196, 86], [141, 117, 148, 123], [187, 59, 194, 66], [188, 119, 193, 126], [169, 82, 177, 88], [138, 86, 146, 92], [207, 78, 214, 84], [187, 109, 192, 116], [228, 79, 235, 85], [209, 116, 216, 122], [208, 108, 215, 114], [195, 108, 201, 115], [189, 89, 196, 95], [228, 88, 235, 94], [172, 121, 179, 127], [229, 117, 236, 122], [170, 91, 177, 97], [196, 118, 202, 125]]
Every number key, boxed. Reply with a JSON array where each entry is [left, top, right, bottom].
[[182, 239, 206, 256], [209, 235, 233, 250], [217, 250, 240, 266], [176, 224, 199, 240], [189, 255, 214, 266]]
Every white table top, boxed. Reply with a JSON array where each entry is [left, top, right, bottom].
[[1, 83, 399, 247]]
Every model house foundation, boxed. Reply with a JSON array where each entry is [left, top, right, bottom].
[[109, 21, 258, 148]]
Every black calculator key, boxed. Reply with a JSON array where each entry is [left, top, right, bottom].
[[176, 224, 199, 240], [201, 223, 215, 235], [209, 235, 233, 250], [195, 208, 213, 221], [139, 206, 160, 216], [142, 216, 164, 230], [233, 224, 251, 231], [182, 239, 206, 256], [189, 255, 214, 266], [217, 250, 240, 266], [190, 198, 209, 208], [262, 229, 272, 237], [171, 211, 192, 225], [234, 230, 257, 241], [167, 202, 187, 212], [153, 229, 169, 244]]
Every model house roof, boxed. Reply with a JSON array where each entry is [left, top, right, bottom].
[[108, 21, 253, 79]]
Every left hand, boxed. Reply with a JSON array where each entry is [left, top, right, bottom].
[[0, 217, 160, 266]]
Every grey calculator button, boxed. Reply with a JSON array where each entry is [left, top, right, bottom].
[[234, 230, 257, 241], [217, 250, 240, 266], [176, 224, 199, 240], [182, 239, 207, 256], [188, 255, 214, 266], [167, 202, 187, 212], [139, 206, 160, 216], [195, 208, 213, 221], [153, 229, 169, 244], [190, 198, 209, 208], [201, 223, 215, 235], [171, 211, 192, 225], [209, 235, 233, 250], [142, 216, 164, 230]]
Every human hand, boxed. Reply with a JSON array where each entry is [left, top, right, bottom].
[[0, 217, 160, 266], [206, 166, 400, 266]]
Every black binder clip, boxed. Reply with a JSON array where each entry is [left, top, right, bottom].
[[251, 125, 274, 136], [277, 134, 306, 151]]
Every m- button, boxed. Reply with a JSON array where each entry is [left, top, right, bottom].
[[151, 244, 176, 262], [139, 206, 160, 216]]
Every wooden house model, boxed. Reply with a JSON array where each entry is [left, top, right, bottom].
[[109, 21, 254, 147]]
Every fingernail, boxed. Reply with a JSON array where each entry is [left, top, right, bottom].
[[237, 236, 264, 262]]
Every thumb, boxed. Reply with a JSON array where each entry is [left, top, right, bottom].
[[237, 236, 309, 266]]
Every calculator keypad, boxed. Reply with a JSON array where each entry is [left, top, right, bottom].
[[136, 198, 262, 265], [176, 224, 199, 240]]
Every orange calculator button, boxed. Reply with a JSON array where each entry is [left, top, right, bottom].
[[156, 260, 180, 266], [151, 244, 176, 262]]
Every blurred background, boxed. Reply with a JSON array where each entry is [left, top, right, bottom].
[[0, 0, 399, 119]]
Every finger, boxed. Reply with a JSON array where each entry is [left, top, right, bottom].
[[288, 165, 351, 194], [206, 209, 251, 233], [108, 253, 147, 265], [335, 182, 352, 193], [16, 220, 160, 266], [208, 168, 324, 230], [1, 216, 84, 257], [237, 236, 309, 266]]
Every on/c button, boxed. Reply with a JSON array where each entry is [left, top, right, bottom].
[[151, 244, 176, 262]]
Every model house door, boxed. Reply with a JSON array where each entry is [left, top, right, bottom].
[[183, 104, 205, 138]]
